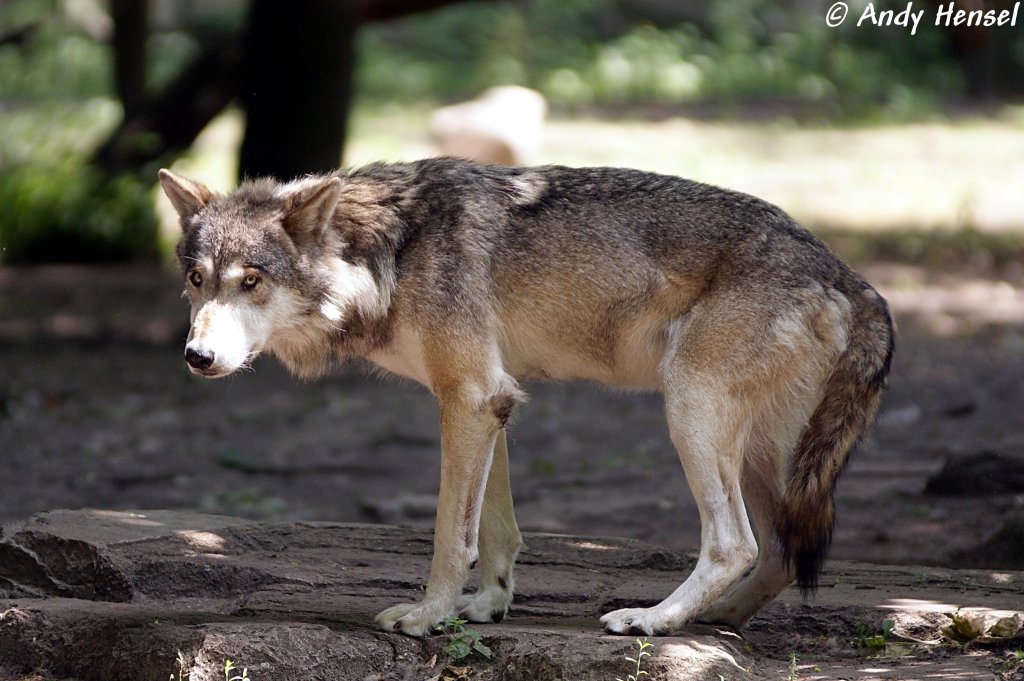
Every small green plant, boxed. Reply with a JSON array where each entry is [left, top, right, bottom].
[[996, 650, 1024, 680], [616, 637, 653, 681], [787, 650, 799, 681], [170, 649, 187, 680], [224, 659, 249, 681], [855, 618, 895, 651], [169, 653, 249, 681], [435, 616, 493, 662], [1003, 649, 1024, 669]]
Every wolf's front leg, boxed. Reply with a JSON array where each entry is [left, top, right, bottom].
[[455, 428, 522, 624], [375, 386, 515, 637]]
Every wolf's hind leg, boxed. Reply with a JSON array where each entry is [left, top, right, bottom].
[[601, 358, 758, 635], [698, 294, 850, 628], [697, 453, 794, 629], [456, 428, 522, 623], [601, 288, 849, 635]]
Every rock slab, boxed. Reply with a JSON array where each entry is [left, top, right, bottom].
[[1, 510, 1023, 680]]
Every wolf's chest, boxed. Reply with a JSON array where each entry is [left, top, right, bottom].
[[366, 324, 432, 386]]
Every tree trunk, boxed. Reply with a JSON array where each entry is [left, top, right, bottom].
[[110, 0, 149, 120], [94, 35, 242, 174], [238, 0, 357, 181], [93, 0, 493, 177]]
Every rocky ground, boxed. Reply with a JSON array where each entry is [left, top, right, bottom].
[[1, 259, 1023, 679], [2, 509, 1023, 681]]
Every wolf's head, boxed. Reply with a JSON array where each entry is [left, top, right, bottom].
[[159, 169, 381, 380]]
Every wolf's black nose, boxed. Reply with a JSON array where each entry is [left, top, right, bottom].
[[185, 347, 215, 371]]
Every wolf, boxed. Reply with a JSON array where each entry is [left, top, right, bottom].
[[158, 157, 893, 637]]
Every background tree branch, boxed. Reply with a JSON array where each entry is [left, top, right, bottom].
[[93, 0, 495, 177]]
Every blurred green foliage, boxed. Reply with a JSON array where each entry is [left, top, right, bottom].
[[0, 1, 156, 263], [359, 0, 965, 118], [0, 162, 158, 263], [0, 0, 1010, 262], [0, 0, 110, 101]]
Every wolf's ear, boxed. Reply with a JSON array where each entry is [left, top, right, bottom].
[[158, 169, 213, 222], [282, 177, 343, 243]]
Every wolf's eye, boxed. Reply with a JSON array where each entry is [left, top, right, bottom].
[[188, 270, 203, 287], [242, 273, 260, 289]]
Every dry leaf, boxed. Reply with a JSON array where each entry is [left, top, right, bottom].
[[442, 665, 473, 681], [942, 610, 989, 642], [943, 610, 1024, 645], [987, 614, 1023, 639]]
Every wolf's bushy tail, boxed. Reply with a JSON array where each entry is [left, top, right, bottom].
[[777, 284, 895, 594]]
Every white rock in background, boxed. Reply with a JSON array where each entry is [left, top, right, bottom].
[[431, 86, 547, 166]]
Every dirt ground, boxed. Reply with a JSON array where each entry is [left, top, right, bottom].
[[1, 256, 1023, 676]]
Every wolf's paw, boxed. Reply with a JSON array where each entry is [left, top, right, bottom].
[[456, 585, 512, 624], [600, 607, 672, 636], [375, 602, 452, 637]]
